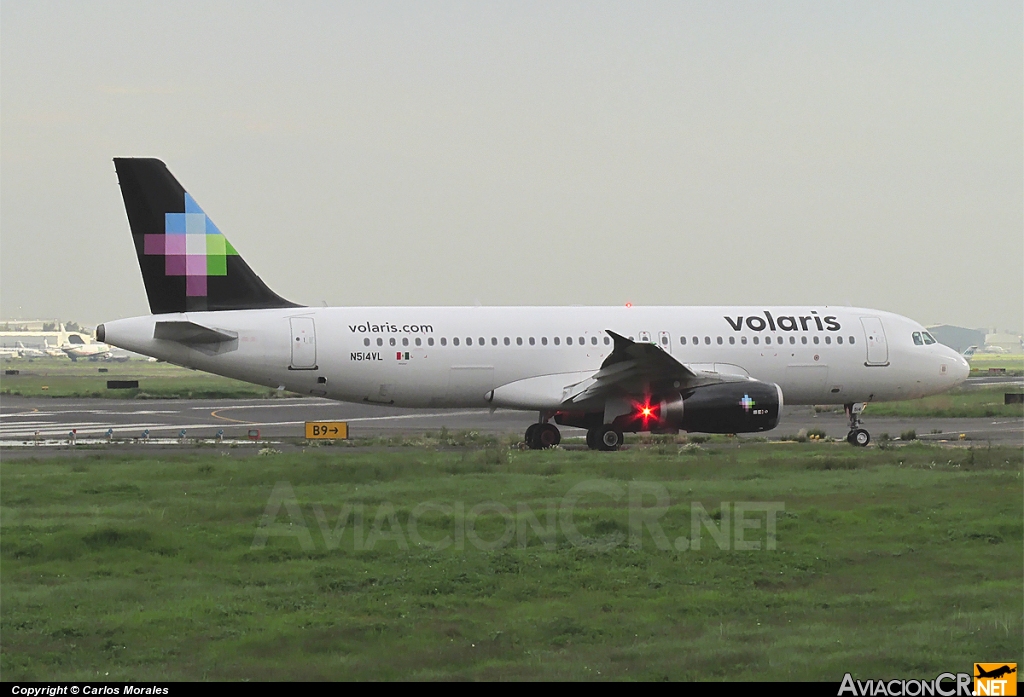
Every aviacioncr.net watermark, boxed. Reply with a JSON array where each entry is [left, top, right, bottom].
[[250, 480, 784, 553]]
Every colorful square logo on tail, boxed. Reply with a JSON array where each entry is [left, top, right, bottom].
[[975, 664, 1017, 696], [143, 193, 239, 297]]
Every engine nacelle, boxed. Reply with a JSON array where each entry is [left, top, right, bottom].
[[616, 380, 783, 434]]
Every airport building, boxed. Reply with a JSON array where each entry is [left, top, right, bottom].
[[926, 325, 986, 354], [0, 321, 93, 349], [984, 332, 1024, 353]]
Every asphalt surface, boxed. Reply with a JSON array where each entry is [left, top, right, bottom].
[[2, 376, 1021, 447]]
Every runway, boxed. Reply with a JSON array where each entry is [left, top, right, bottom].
[[2, 383, 1021, 447]]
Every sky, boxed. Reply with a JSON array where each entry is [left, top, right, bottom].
[[2, 1, 1021, 331]]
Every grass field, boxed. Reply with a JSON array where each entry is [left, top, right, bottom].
[[0, 357, 286, 399], [2, 357, 1022, 422], [967, 354, 1024, 376], [854, 386, 1024, 419], [2, 442, 1020, 680]]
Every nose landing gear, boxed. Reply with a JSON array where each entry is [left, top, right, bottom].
[[844, 403, 870, 446]]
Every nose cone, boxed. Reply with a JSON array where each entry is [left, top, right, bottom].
[[953, 354, 970, 384], [943, 349, 970, 386]]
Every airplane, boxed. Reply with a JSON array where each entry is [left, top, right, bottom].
[[961, 346, 978, 359], [15, 341, 47, 358], [975, 665, 1016, 680], [42, 339, 66, 357], [60, 334, 115, 361], [98, 158, 970, 450]]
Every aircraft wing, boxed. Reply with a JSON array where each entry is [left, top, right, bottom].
[[560, 330, 736, 406]]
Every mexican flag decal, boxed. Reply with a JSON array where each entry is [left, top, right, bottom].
[[396, 352, 410, 361]]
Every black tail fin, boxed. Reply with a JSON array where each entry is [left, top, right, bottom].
[[113, 158, 299, 314]]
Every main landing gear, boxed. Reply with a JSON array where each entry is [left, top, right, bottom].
[[586, 425, 624, 451], [525, 422, 561, 450], [844, 403, 870, 447], [524, 417, 623, 451]]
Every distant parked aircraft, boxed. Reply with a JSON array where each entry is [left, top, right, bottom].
[[60, 334, 115, 361]]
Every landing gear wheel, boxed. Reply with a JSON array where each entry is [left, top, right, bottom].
[[527, 423, 560, 449], [586, 428, 600, 450], [537, 423, 561, 448], [847, 428, 870, 447], [597, 426, 624, 451], [525, 423, 540, 450], [844, 403, 870, 447]]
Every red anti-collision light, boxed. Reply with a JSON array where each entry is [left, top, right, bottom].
[[632, 398, 659, 429]]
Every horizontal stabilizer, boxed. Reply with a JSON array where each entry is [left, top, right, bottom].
[[153, 321, 238, 344]]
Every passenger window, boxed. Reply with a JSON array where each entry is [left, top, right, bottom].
[[765, 337, 771, 345], [390, 338, 396, 346], [704, 336, 711, 345], [716, 336, 723, 345], [480, 337, 486, 346], [753, 337, 759, 345], [554, 337, 560, 346], [580, 337, 585, 345], [517, 337, 523, 345], [741, 336, 747, 345], [363, 338, 370, 346], [729, 337, 735, 345], [849, 336, 855, 344], [813, 336, 819, 344], [590, 336, 597, 345], [837, 336, 843, 345], [789, 336, 795, 345], [692, 336, 698, 345], [604, 337, 610, 345], [801, 336, 807, 345], [923, 332, 936, 345], [454, 337, 460, 346], [912, 332, 923, 345], [530, 337, 536, 346], [440, 338, 447, 346], [542, 337, 548, 346], [402, 338, 409, 346], [566, 337, 572, 345], [465, 337, 472, 346], [503, 337, 510, 346], [825, 336, 831, 345], [376, 338, 383, 346], [680, 336, 687, 345]]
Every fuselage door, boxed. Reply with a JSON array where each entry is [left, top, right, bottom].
[[860, 317, 889, 366], [658, 331, 672, 354], [638, 331, 652, 343], [289, 317, 317, 369]]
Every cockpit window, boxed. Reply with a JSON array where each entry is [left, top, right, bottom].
[[922, 332, 936, 345], [912, 332, 923, 345]]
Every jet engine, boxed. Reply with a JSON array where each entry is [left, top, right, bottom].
[[554, 380, 782, 434], [593, 380, 783, 434]]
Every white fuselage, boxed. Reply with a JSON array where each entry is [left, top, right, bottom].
[[101, 305, 969, 412], [61, 342, 113, 360]]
